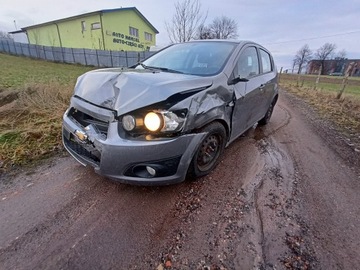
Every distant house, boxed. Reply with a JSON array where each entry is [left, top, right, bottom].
[[307, 59, 360, 77], [9, 7, 159, 51]]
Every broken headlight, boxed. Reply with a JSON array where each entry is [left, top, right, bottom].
[[121, 109, 187, 134]]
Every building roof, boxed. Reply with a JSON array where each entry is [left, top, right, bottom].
[[9, 7, 159, 34]]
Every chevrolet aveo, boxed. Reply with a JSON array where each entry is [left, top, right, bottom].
[[62, 40, 278, 185]]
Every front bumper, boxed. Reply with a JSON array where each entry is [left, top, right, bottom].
[[62, 103, 204, 185]]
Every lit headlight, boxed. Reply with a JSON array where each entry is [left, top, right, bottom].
[[122, 110, 186, 134], [122, 115, 136, 131], [144, 112, 163, 132]]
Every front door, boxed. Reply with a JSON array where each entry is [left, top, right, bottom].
[[230, 46, 263, 142]]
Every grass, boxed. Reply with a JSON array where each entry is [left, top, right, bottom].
[[279, 73, 360, 96], [0, 53, 94, 169], [0, 53, 93, 89], [279, 75, 360, 142]]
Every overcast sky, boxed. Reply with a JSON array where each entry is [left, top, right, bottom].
[[1, 0, 359, 70]]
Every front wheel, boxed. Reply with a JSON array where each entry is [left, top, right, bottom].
[[187, 122, 227, 179]]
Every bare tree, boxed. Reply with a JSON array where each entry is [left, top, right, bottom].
[[293, 44, 312, 74], [315, 43, 337, 75], [165, 0, 207, 43], [0, 30, 13, 39], [292, 59, 297, 73], [332, 49, 347, 75], [197, 24, 212, 39], [209, 16, 238, 39], [336, 49, 347, 60]]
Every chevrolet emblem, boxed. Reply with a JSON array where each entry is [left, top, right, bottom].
[[74, 130, 88, 142]]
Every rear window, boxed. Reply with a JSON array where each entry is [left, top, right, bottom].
[[260, 49, 272, 73]]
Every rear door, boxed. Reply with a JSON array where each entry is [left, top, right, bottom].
[[257, 48, 277, 117]]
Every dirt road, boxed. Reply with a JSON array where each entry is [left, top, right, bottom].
[[1, 90, 359, 269]]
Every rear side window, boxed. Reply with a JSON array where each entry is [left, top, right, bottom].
[[260, 49, 272, 73], [237, 47, 259, 78]]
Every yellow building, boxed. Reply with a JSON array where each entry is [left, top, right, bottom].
[[12, 7, 158, 51]]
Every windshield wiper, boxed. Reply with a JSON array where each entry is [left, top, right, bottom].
[[151, 66, 184, 74], [138, 62, 150, 69], [138, 63, 183, 74]]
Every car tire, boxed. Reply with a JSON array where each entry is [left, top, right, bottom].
[[187, 122, 227, 179], [258, 98, 276, 126]]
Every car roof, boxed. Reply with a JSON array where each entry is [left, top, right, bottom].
[[179, 39, 263, 49], [184, 39, 249, 44]]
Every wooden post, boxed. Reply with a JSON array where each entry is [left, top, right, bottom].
[[314, 65, 322, 90], [278, 67, 283, 84], [337, 62, 356, 99], [297, 73, 301, 87]]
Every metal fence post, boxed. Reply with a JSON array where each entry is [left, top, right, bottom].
[[96, 49, 100, 67], [6, 40, 10, 53], [20, 43, 24, 56], [36, 45, 39, 58], [71, 48, 75, 63], [14, 42, 17, 54], [83, 49, 87, 65], [61, 47, 64, 63]]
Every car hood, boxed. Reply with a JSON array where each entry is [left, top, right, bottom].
[[74, 68, 213, 115]]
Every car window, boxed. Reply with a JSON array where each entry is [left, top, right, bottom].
[[236, 47, 259, 78], [141, 42, 236, 76], [151, 49, 189, 70], [260, 49, 272, 73]]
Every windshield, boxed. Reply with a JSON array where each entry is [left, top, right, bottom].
[[139, 41, 236, 76]]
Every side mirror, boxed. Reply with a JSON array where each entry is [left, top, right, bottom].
[[228, 75, 249, 85]]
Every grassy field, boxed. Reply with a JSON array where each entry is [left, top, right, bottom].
[[0, 53, 94, 89], [279, 73, 360, 142], [279, 73, 360, 96], [0, 53, 94, 169]]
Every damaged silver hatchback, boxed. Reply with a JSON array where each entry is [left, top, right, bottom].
[[62, 40, 278, 185]]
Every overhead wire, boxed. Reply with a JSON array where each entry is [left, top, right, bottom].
[[264, 30, 360, 45]]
